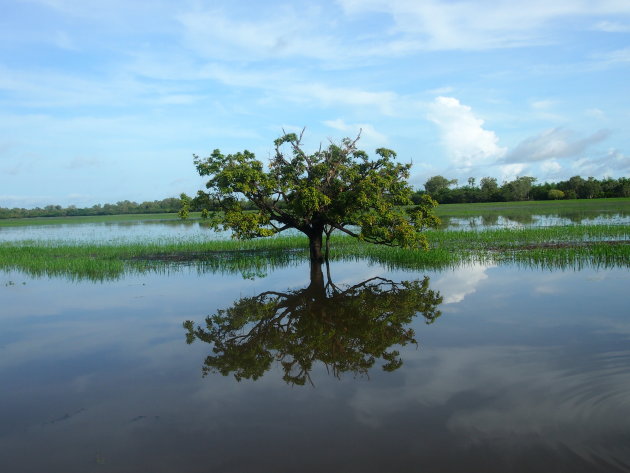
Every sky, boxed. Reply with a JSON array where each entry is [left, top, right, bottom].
[[1, 0, 630, 208]]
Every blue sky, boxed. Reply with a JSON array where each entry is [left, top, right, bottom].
[[1, 0, 629, 208]]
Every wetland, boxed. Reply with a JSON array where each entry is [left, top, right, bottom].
[[1, 200, 630, 472]]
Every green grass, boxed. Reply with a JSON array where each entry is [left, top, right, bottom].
[[0, 212, 192, 227], [435, 197, 630, 217], [1, 225, 628, 281]]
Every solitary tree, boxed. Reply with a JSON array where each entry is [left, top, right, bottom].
[[187, 130, 440, 263]]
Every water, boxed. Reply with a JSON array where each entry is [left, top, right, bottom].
[[1, 260, 629, 472], [441, 212, 630, 230], [0, 219, 230, 244], [2, 210, 629, 244]]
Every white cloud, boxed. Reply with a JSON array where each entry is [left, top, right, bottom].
[[499, 163, 527, 182], [540, 159, 562, 177], [0, 65, 187, 108], [572, 149, 630, 177], [338, 0, 630, 51], [585, 108, 606, 120], [598, 47, 630, 65], [0, 195, 58, 208], [593, 20, 630, 33], [426, 86, 454, 95], [531, 99, 556, 110], [427, 96, 506, 168], [322, 119, 388, 147], [134, 59, 399, 115], [176, 7, 340, 62], [292, 84, 398, 115], [505, 128, 610, 163]]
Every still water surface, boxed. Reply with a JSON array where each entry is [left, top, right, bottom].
[[1, 260, 629, 472], [2, 210, 629, 243]]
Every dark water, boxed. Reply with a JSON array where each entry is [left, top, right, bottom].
[[1, 261, 630, 472]]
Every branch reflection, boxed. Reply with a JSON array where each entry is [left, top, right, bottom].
[[184, 262, 443, 385]]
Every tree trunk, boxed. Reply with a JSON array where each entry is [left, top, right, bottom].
[[308, 229, 324, 263]]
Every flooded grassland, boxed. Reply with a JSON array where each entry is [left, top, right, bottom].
[[1, 204, 630, 472]]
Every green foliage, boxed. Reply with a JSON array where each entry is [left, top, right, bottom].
[[0, 197, 183, 220], [177, 193, 191, 219], [424, 175, 458, 196], [548, 189, 565, 200], [421, 175, 630, 204], [501, 176, 537, 201], [189, 131, 440, 259]]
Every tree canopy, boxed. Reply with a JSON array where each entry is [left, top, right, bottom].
[[424, 175, 458, 195], [186, 130, 440, 262]]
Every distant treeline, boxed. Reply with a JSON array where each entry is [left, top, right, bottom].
[[0, 197, 182, 219], [413, 175, 630, 205], [2, 175, 630, 219]]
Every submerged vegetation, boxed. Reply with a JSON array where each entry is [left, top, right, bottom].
[[2, 225, 629, 281]]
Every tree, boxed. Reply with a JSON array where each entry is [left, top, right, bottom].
[[480, 176, 500, 202], [188, 130, 440, 263], [424, 175, 457, 196], [501, 176, 537, 201], [548, 189, 565, 200]]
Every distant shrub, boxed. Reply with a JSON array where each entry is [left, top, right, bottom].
[[548, 189, 565, 200]]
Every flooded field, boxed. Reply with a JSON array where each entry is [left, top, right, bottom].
[[1, 203, 629, 244], [1, 256, 630, 472], [1, 205, 629, 472]]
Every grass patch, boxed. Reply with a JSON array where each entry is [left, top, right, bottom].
[[435, 197, 630, 217], [0, 212, 193, 227], [1, 225, 628, 280]]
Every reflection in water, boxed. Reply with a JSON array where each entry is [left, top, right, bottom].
[[441, 211, 630, 230], [1, 263, 630, 472], [184, 262, 442, 385]]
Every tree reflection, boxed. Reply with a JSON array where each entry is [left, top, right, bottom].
[[184, 262, 443, 385]]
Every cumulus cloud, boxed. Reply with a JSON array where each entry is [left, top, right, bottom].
[[571, 149, 630, 177], [427, 96, 506, 168], [540, 159, 562, 177], [499, 163, 527, 182], [505, 128, 610, 163]]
